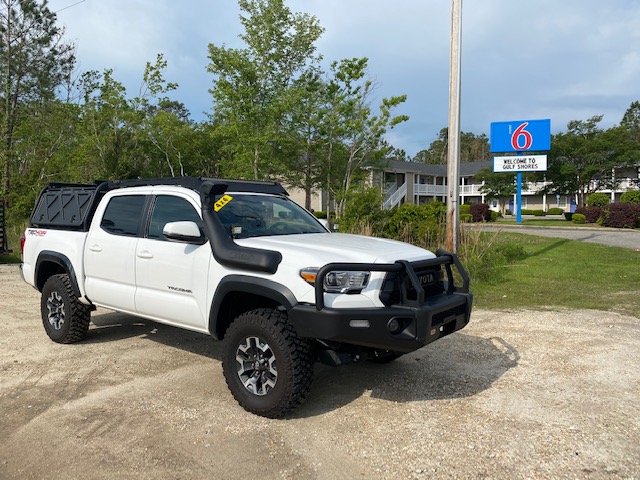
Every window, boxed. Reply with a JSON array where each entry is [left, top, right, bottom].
[[148, 196, 201, 240], [101, 195, 146, 236], [216, 194, 326, 239]]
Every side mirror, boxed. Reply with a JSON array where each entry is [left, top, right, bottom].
[[163, 221, 207, 245]]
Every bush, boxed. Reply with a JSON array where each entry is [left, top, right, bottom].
[[460, 213, 473, 223], [459, 204, 471, 214], [574, 205, 603, 223], [586, 192, 610, 207], [547, 207, 564, 215], [600, 203, 640, 228], [620, 190, 640, 204], [339, 187, 390, 233], [572, 213, 586, 224], [489, 210, 501, 222], [313, 211, 327, 219], [470, 203, 490, 222], [383, 201, 446, 244], [521, 209, 545, 216], [505, 209, 512, 216]]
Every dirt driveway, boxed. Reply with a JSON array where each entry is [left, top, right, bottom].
[[1, 264, 639, 479]]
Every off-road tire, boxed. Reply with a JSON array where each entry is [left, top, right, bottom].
[[222, 308, 313, 418], [41, 274, 91, 344]]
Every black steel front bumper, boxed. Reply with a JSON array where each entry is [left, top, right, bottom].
[[288, 250, 473, 353]]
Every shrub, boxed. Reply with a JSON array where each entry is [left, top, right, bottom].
[[339, 187, 390, 233], [470, 203, 490, 222], [586, 192, 610, 207], [574, 205, 603, 223], [600, 203, 640, 228], [505, 209, 512, 216], [572, 213, 586, 224], [459, 204, 471, 214], [620, 190, 640, 204], [521, 209, 545, 216], [547, 207, 564, 215], [489, 210, 501, 222], [383, 201, 446, 244], [313, 211, 327, 219], [460, 213, 473, 223]]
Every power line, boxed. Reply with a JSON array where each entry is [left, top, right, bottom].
[[55, 0, 87, 14]]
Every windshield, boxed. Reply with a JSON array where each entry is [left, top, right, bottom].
[[215, 193, 327, 239]]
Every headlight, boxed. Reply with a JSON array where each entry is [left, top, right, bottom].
[[300, 268, 370, 293]]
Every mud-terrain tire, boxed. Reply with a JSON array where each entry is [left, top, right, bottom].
[[41, 274, 91, 344], [222, 308, 313, 418]]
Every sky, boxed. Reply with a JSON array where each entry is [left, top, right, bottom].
[[47, 0, 640, 158]]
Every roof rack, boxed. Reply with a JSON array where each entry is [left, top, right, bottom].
[[29, 176, 288, 231], [106, 177, 288, 196]]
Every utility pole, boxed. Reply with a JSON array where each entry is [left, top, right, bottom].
[[446, 0, 462, 253]]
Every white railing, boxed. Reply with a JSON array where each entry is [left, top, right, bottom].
[[413, 184, 447, 196], [383, 183, 407, 209], [460, 185, 483, 195]]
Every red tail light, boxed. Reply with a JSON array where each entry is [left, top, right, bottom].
[[20, 234, 26, 256]]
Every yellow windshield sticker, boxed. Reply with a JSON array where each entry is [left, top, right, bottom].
[[214, 194, 233, 212]]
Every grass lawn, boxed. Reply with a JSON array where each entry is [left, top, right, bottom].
[[472, 232, 640, 318]]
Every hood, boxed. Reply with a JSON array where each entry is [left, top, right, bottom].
[[237, 233, 435, 266]]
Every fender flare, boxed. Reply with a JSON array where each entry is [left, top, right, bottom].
[[208, 275, 297, 339], [35, 251, 82, 297]]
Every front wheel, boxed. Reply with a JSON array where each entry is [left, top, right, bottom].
[[222, 308, 313, 418], [41, 274, 91, 344]]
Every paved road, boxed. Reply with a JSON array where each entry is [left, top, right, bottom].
[[467, 223, 640, 250]]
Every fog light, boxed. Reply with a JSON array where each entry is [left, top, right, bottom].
[[387, 318, 402, 334]]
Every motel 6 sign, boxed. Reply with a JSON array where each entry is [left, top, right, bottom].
[[490, 119, 551, 153], [490, 119, 550, 173]]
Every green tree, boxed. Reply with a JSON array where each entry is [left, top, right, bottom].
[[324, 57, 408, 215], [476, 167, 521, 214], [278, 69, 327, 209], [413, 128, 490, 164], [545, 115, 621, 206], [207, 0, 324, 180], [0, 0, 75, 198]]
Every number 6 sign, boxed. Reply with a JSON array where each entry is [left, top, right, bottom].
[[490, 119, 550, 153]]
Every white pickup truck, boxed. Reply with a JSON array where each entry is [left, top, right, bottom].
[[21, 177, 472, 417]]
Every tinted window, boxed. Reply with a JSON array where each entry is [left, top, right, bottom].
[[101, 195, 146, 236], [216, 194, 326, 239], [148, 195, 201, 240]]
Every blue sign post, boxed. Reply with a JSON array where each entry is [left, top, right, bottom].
[[490, 119, 551, 223]]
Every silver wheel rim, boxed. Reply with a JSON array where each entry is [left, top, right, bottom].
[[46, 291, 65, 330], [235, 336, 277, 396]]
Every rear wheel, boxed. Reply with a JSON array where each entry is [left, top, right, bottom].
[[222, 308, 313, 418], [41, 274, 91, 344]]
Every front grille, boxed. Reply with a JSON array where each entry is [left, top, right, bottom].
[[379, 263, 445, 307]]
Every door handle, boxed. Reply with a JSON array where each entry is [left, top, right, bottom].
[[89, 245, 102, 252], [137, 251, 154, 259]]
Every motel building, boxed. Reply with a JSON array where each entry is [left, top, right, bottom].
[[371, 160, 640, 213], [287, 160, 639, 214]]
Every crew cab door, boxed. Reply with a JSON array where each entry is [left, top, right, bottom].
[[134, 194, 211, 330], [84, 194, 146, 311]]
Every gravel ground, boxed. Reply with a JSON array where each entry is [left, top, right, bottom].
[[1, 264, 639, 479]]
